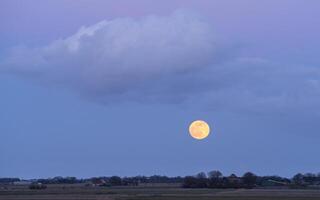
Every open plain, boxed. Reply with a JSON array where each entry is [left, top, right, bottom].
[[1, 185, 320, 200]]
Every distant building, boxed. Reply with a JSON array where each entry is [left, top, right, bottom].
[[260, 179, 287, 187], [90, 179, 107, 187]]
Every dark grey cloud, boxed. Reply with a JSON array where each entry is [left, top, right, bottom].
[[1, 10, 319, 115]]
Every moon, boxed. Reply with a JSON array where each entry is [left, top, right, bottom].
[[189, 120, 210, 140]]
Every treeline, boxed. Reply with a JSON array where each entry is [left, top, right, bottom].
[[37, 177, 81, 184], [183, 171, 320, 189], [90, 175, 184, 186], [184, 171, 278, 189], [0, 175, 183, 186], [0, 178, 20, 183], [1, 172, 320, 189]]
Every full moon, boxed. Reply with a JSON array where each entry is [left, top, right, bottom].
[[189, 120, 210, 140]]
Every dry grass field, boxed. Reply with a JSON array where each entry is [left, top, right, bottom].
[[1, 184, 320, 200]]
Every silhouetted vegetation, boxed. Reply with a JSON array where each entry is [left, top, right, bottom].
[[109, 176, 122, 186], [182, 171, 320, 189], [29, 183, 47, 190], [0, 178, 20, 183], [2, 172, 320, 189], [37, 176, 79, 184]]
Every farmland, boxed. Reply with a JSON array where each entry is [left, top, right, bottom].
[[1, 184, 320, 200]]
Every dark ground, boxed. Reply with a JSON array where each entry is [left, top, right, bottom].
[[1, 184, 320, 200]]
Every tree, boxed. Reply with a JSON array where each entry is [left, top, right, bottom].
[[208, 170, 223, 179], [207, 171, 223, 188], [303, 173, 316, 184], [292, 173, 304, 185], [183, 176, 198, 188], [109, 176, 122, 186], [196, 172, 208, 188], [227, 174, 241, 188], [196, 172, 207, 179], [242, 172, 257, 188]]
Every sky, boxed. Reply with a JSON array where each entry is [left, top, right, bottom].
[[1, 0, 320, 179]]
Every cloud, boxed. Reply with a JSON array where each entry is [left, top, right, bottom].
[[200, 58, 320, 114], [1, 10, 320, 115], [1, 11, 219, 102]]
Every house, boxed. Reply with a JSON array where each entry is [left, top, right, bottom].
[[261, 179, 287, 187], [90, 178, 107, 187]]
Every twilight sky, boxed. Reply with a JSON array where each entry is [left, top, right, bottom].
[[1, 0, 320, 179]]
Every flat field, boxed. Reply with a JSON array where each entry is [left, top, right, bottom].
[[1, 184, 320, 200]]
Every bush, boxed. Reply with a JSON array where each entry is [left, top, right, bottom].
[[242, 172, 258, 188], [109, 176, 122, 186], [29, 183, 47, 190], [183, 176, 207, 188]]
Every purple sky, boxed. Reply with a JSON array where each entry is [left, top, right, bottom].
[[1, 0, 320, 179]]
